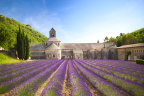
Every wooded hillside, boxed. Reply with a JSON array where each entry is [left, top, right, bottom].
[[0, 15, 47, 50], [105, 28, 144, 47]]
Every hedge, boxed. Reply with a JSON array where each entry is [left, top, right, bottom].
[[136, 59, 144, 65]]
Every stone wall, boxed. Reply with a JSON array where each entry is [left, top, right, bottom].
[[118, 46, 144, 60], [31, 50, 46, 59], [61, 49, 73, 59], [0, 50, 16, 58], [82, 49, 102, 59], [109, 48, 118, 60], [45, 49, 61, 59]]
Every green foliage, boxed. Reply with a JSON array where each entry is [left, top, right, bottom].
[[126, 51, 131, 60], [136, 59, 144, 65], [0, 85, 8, 94], [17, 27, 30, 60], [126, 51, 131, 56], [0, 53, 22, 64], [0, 14, 47, 50], [104, 36, 109, 42], [106, 28, 144, 46], [108, 37, 116, 43]]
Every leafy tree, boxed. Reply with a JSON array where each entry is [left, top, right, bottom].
[[104, 36, 109, 42], [126, 51, 131, 60], [0, 25, 15, 50], [108, 37, 116, 43], [120, 33, 125, 36], [26, 24, 31, 28], [97, 40, 100, 43], [105, 28, 144, 47], [116, 37, 122, 47]]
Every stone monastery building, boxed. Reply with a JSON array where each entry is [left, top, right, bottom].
[[30, 28, 118, 59]]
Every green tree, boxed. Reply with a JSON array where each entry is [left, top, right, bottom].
[[104, 36, 109, 42], [108, 37, 116, 43], [122, 34, 138, 45], [116, 37, 122, 47], [17, 28, 30, 60], [25, 35, 30, 60], [17, 26, 21, 59], [0, 25, 15, 50]]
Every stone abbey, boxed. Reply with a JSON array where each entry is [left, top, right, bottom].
[[30, 28, 144, 60], [30, 28, 117, 59]]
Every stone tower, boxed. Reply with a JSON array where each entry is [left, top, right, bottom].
[[45, 28, 61, 59], [49, 28, 56, 37]]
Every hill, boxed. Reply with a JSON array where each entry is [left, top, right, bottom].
[[0, 14, 47, 50], [106, 28, 144, 47]]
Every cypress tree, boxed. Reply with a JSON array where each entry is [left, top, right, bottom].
[[17, 27, 20, 59], [17, 26, 22, 59], [25, 35, 30, 60], [21, 31, 25, 60], [17, 27, 30, 60]]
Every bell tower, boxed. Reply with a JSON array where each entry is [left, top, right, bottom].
[[49, 28, 56, 37]]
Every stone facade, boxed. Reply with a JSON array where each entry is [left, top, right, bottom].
[[30, 28, 118, 59], [117, 43, 144, 60]]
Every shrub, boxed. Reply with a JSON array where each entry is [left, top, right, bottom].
[[136, 59, 144, 65]]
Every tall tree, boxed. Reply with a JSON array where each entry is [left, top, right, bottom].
[[17, 27, 30, 60], [25, 35, 30, 60], [108, 37, 116, 43], [17, 26, 21, 59], [104, 36, 109, 42]]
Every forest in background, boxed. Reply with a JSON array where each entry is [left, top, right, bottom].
[[104, 28, 144, 47], [0, 15, 47, 50]]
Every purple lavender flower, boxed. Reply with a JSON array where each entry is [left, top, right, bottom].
[[12, 60, 64, 96], [41, 60, 68, 96], [69, 60, 92, 96], [73, 60, 126, 96]]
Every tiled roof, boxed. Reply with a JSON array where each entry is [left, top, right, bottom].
[[30, 43, 45, 50], [31, 42, 115, 50], [46, 43, 60, 50], [60, 43, 115, 50], [117, 43, 144, 48], [46, 37, 60, 42]]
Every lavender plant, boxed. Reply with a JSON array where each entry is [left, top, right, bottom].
[[73, 60, 126, 96], [12, 60, 64, 96], [69, 60, 92, 96], [41, 60, 68, 96]]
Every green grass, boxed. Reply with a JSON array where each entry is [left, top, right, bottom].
[[0, 53, 22, 65]]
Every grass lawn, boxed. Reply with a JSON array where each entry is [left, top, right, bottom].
[[0, 53, 23, 65]]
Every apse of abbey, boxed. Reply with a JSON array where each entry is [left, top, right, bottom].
[[30, 28, 117, 59]]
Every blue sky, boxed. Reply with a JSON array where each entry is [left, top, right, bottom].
[[0, 0, 144, 43]]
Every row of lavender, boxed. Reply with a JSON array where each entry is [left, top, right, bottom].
[[41, 60, 92, 96], [80, 60, 144, 83], [75, 59, 144, 96], [0, 59, 144, 96], [0, 60, 63, 94]]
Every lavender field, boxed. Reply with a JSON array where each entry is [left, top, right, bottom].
[[0, 60, 144, 96]]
